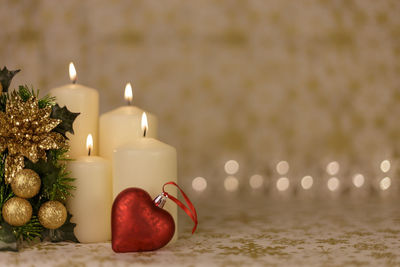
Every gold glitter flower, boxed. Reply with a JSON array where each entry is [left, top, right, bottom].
[[0, 94, 65, 183]]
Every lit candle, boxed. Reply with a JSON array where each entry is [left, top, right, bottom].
[[67, 134, 112, 243], [99, 83, 158, 160], [113, 112, 177, 241], [49, 63, 99, 158]]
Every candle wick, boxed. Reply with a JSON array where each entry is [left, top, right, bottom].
[[72, 79, 77, 84], [143, 128, 147, 138], [127, 99, 132, 106], [88, 147, 91, 156]]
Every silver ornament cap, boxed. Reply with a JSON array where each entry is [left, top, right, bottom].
[[153, 193, 168, 208]]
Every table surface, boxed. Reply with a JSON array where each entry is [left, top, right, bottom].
[[1, 194, 400, 267]]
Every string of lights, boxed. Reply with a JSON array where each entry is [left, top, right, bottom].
[[191, 159, 396, 196]]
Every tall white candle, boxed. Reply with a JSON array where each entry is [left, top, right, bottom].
[[50, 63, 99, 158], [99, 83, 158, 161], [67, 134, 112, 243], [113, 113, 177, 242]]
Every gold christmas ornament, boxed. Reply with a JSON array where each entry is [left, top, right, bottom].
[[11, 169, 41, 198], [0, 93, 65, 183], [2, 197, 32, 226], [38, 201, 67, 229]]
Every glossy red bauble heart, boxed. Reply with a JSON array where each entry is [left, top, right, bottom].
[[112, 188, 175, 252]]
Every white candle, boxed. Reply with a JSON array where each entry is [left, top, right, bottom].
[[99, 83, 158, 161], [113, 113, 177, 241], [67, 134, 112, 243], [50, 63, 99, 158]]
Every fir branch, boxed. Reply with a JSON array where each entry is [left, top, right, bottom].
[[13, 216, 43, 241], [47, 149, 76, 202], [17, 85, 55, 108], [17, 85, 33, 101], [38, 93, 56, 109], [0, 85, 55, 112], [48, 148, 71, 162], [49, 174, 75, 202]]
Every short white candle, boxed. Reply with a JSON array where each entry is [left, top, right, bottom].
[[67, 134, 112, 243], [50, 63, 99, 158], [113, 113, 177, 242], [99, 83, 158, 160]]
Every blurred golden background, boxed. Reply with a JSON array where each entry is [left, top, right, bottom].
[[1, 0, 400, 188]]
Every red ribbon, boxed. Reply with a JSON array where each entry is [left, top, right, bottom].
[[162, 182, 198, 234]]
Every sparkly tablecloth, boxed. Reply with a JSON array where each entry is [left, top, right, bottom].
[[1, 194, 400, 267]]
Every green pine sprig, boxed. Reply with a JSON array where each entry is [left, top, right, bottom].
[[47, 149, 76, 202], [16, 85, 56, 108], [13, 216, 43, 241], [0, 85, 56, 112]]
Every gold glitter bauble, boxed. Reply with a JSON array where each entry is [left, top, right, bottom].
[[2, 197, 32, 226], [38, 201, 67, 229], [11, 169, 41, 199]]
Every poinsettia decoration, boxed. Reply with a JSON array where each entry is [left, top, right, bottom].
[[0, 68, 79, 251]]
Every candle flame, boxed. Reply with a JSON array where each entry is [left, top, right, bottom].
[[141, 112, 148, 137], [86, 134, 93, 156], [124, 83, 133, 105], [69, 62, 77, 83]]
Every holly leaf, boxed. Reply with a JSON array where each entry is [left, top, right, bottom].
[[50, 104, 80, 139], [0, 94, 6, 112], [0, 67, 20, 93], [0, 222, 18, 251], [24, 157, 61, 201], [41, 213, 78, 243]]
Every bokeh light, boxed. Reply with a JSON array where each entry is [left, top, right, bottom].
[[327, 177, 340, 191], [301, 175, 313, 190], [192, 177, 207, 192], [276, 161, 289, 175], [249, 174, 264, 189], [224, 176, 239, 192], [379, 177, 391, 191], [224, 160, 239, 175], [326, 161, 340, 176], [380, 160, 391, 173], [276, 177, 290, 191], [352, 174, 365, 188]]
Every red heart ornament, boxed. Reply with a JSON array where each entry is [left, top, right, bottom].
[[112, 188, 175, 252]]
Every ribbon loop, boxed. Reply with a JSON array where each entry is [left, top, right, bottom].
[[162, 182, 198, 234]]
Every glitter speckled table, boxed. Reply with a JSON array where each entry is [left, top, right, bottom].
[[1, 195, 400, 267]]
